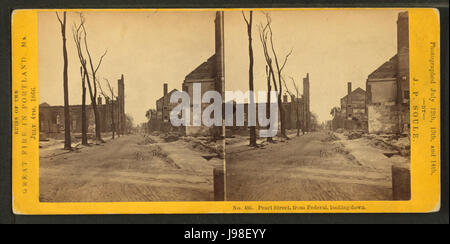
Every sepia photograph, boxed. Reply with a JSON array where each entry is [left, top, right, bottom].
[[38, 10, 225, 202], [224, 10, 411, 201], [37, 9, 411, 203]]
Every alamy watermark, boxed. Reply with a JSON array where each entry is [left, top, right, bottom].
[[169, 83, 279, 137]]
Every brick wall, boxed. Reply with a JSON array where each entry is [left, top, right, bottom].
[[367, 104, 400, 134]]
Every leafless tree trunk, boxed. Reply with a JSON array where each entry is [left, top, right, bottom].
[[265, 65, 274, 143], [72, 13, 107, 144], [259, 20, 278, 141], [268, 27, 292, 139], [83, 31, 107, 143], [259, 13, 293, 140], [56, 12, 71, 150], [242, 11, 257, 147], [80, 66, 88, 145]]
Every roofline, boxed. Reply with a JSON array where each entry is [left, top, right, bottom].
[[367, 77, 397, 82], [183, 78, 215, 83]]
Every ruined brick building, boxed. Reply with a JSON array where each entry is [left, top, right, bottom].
[[144, 11, 224, 136], [366, 11, 410, 134], [281, 73, 311, 132], [331, 12, 410, 134], [282, 94, 305, 131], [146, 83, 180, 133], [146, 12, 314, 137], [331, 83, 367, 131], [182, 11, 225, 136], [39, 74, 126, 136], [225, 73, 311, 135]]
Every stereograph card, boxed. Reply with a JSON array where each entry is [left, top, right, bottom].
[[11, 8, 441, 214]]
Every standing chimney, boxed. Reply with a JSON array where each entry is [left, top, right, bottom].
[[397, 12, 409, 54], [397, 11, 410, 105], [215, 11, 225, 97], [162, 83, 168, 123], [118, 74, 125, 135], [303, 73, 310, 132], [347, 82, 352, 118], [164, 83, 168, 97], [98, 96, 103, 105]]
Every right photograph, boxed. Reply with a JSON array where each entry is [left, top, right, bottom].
[[225, 10, 411, 201]]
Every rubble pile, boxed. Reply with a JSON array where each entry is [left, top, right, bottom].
[[184, 137, 224, 159], [151, 131, 161, 137], [366, 134, 411, 157], [163, 133, 180, 142], [321, 132, 340, 142], [335, 128, 345, 134], [345, 131, 363, 140], [138, 135, 156, 145]]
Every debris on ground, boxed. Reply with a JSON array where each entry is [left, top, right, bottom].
[[202, 154, 219, 161], [183, 136, 224, 159], [383, 151, 400, 158], [163, 134, 180, 142], [137, 136, 156, 145], [366, 133, 410, 157], [346, 131, 363, 140], [322, 132, 340, 142], [335, 128, 345, 133]]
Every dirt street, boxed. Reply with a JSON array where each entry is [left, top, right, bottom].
[[40, 134, 222, 202], [226, 131, 402, 201]]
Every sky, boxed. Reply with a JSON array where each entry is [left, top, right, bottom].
[[38, 9, 403, 124]]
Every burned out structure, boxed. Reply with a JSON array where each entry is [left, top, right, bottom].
[[144, 11, 225, 137], [331, 12, 410, 135], [39, 74, 126, 137], [226, 73, 311, 135], [282, 73, 311, 132], [331, 83, 367, 131], [182, 11, 225, 137], [283, 73, 312, 132], [282, 94, 305, 131], [366, 11, 410, 134], [146, 83, 181, 133]]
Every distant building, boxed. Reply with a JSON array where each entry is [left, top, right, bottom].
[[282, 94, 306, 131], [331, 83, 367, 131], [366, 11, 410, 134], [226, 73, 310, 136], [39, 74, 126, 136], [145, 109, 157, 133], [182, 11, 225, 137], [147, 83, 180, 133], [156, 83, 178, 123]]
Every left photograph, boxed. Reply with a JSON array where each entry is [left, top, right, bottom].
[[38, 10, 225, 202]]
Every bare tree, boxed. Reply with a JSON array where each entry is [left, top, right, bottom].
[[259, 12, 293, 139], [98, 78, 116, 139], [80, 66, 88, 145], [259, 21, 278, 142], [72, 13, 107, 144], [56, 12, 71, 150], [265, 65, 274, 143], [83, 27, 107, 143], [242, 11, 257, 147]]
